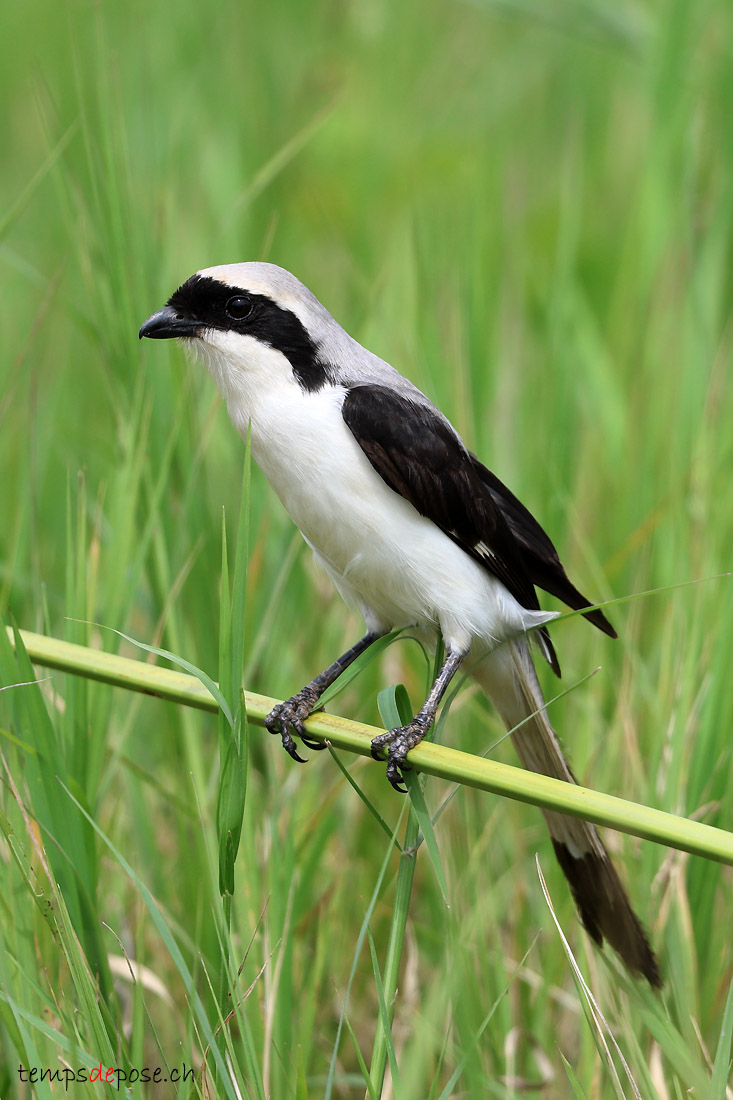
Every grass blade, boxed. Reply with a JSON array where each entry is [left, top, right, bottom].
[[710, 979, 733, 1098], [367, 684, 420, 1097]]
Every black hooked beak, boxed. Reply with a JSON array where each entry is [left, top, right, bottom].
[[138, 306, 203, 340]]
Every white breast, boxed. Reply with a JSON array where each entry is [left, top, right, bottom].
[[195, 333, 554, 652]]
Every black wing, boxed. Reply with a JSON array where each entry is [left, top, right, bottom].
[[342, 385, 615, 674], [474, 465, 617, 639]]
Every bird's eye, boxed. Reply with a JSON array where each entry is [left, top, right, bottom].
[[226, 295, 252, 320]]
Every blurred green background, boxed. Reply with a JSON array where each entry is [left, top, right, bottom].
[[1, 0, 732, 1096]]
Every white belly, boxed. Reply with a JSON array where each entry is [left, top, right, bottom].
[[223, 377, 552, 653]]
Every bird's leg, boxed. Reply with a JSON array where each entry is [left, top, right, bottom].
[[371, 646, 467, 792], [266, 631, 384, 762]]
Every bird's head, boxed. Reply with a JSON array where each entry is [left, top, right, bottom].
[[139, 262, 339, 395]]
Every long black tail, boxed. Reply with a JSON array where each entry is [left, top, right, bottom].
[[473, 638, 661, 987]]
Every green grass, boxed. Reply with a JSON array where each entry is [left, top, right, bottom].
[[2, 0, 733, 1096]]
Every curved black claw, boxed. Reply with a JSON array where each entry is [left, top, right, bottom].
[[265, 689, 324, 763], [385, 757, 409, 794], [300, 734, 326, 751], [281, 735, 307, 764], [385, 732, 413, 793]]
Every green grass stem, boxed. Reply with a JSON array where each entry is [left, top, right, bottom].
[[367, 685, 421, 1097], [9, 625, 733, 866]]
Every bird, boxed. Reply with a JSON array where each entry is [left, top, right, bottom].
[[139, 261, 661, 987]]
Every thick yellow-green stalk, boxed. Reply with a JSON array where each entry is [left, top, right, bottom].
[[10, 626, 733, 866]]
